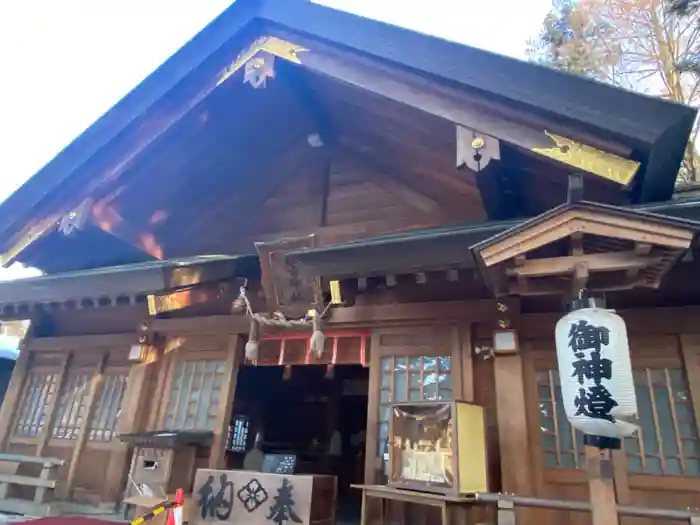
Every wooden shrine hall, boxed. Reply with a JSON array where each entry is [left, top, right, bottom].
[[0, 0, 700, 524]]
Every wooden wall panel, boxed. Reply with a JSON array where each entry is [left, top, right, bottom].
[[239, 152, 456, 249], [522, 327, 700, 525], [46, 304, 148, 337]]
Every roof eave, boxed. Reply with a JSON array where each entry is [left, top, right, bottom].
[[0, 254, 257, 306], [261, 0, 697, 148]]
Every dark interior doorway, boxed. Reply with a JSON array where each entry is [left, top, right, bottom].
[[226, 364, 369, 520]]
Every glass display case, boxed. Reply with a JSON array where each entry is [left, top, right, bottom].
[[388, 401, 489, 495]]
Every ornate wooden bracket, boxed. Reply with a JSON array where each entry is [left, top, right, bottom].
[[471, 201, 700, 297]]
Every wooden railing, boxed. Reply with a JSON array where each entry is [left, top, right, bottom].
[[0, 453, 65, 517], [478, 493, 700, 525], [353, 484, 700, 525]]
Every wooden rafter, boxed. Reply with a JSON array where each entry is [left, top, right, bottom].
[[506, 251, 660, 279]]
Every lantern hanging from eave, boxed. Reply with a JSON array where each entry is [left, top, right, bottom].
[[554, 305, 638, 439]]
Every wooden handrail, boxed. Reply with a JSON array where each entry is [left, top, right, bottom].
[[0, 453, 64, 466], [475, 493, 700, 522]]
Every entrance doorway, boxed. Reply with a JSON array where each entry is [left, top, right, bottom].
[[226, 364, 369, 521]]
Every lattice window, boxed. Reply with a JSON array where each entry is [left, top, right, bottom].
[[163, 359, 225, 431], [52, 372, 91, 440], [626, 368, 700, 476], [89, 373, 128, 441], [537, 367, 700, 476], [14, 372, 59, 437], [537, 370, 585, 469], [377, 356, 452, 479]]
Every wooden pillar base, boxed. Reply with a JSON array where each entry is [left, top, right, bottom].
[[585, 445, 619, 525]]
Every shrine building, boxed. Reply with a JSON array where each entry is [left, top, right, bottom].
[[0, 0, 699, 524]]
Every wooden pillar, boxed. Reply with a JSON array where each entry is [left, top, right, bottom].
[[364, 331, 382, 485], [63, 352, 107, 499], [493, 336, 534, 525], [0, 345, 32, 451], [452, 325, 475, 402], [209, 335, 244, 469], [148, 351, 174, 430], [102, 349, 162, 503], [586, 446, 620, 525], [36, 352, 72, 457]]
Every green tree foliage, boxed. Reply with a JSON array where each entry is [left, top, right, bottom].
[[669, 0, 700, 73], [527, 0, 621, 81]]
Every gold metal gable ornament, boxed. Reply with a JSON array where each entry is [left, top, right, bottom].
[[217, 36, 307, 88], [532, 131, 640, 186]]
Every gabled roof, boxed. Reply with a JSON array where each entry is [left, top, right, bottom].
[[0, 0, 696, 268]]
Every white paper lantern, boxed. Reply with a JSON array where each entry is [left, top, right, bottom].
[[555, 307, 638, 438]]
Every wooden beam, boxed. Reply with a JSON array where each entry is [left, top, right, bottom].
[[508, 279, 638, 297], [209, 335, 243, 469], [150, 314, 250, 335], [329, 299, 501, 326], [507, 251, 658, 278], [64, 352, 107, 499], [36, 352, 72, 457], [146, 281, 239, 316], [495, 306, 700, 341], [27, 334, 137, 352]]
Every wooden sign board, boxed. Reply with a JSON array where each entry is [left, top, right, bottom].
[[192, 469, 336, 525], [255, 235, 322, 319]]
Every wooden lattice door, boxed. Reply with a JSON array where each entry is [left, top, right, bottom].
[[365, 326, 457, 484]]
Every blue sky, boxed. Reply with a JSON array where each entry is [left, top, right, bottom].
[[0, 0, 551, 278]]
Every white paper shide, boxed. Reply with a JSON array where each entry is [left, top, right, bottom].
[[555, 307, 638, 438]]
